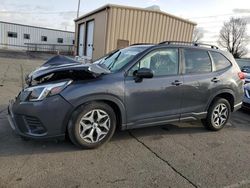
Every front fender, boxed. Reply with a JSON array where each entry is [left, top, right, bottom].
[[66, 93, 126, 128]]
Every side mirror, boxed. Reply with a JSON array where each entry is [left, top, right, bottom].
[[134, 68, 153, 82]]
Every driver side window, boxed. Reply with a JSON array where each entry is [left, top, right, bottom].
[[128, 48, 179, 77]]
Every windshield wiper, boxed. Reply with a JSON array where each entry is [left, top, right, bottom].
[[108, 51, 121, 70]]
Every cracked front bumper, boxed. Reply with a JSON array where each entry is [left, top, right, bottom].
[[7, 95, 74, 140]]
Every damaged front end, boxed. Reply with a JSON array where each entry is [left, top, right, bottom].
[[21, 55, 110, 102], [25, 55, 110, 87], [7, 55, 111, 138]]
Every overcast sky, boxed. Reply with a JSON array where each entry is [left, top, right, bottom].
[[1, 0, 250, 56]]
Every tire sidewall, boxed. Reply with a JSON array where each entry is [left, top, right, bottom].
[[69, 102, 116, 149], [207, 98, 231, 131]]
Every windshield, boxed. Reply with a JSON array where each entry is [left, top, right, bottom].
[[236, 59, 250, 69], [97, 47, 146, 72]]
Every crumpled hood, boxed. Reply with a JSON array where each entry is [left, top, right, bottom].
[[26, 55, 110, 86]]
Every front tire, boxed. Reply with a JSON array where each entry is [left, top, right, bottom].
[[202, 98, 231, 131], [68, 102, 116, 149]]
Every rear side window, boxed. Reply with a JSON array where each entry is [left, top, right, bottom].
[[210, 52, 231, 71], [183, 49, 212, 74]]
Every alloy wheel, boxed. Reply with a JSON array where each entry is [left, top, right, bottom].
[[212, 103, 228, 127], [79, 109, 110, 143]]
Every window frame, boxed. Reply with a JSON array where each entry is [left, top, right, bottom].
[[7, 32, 17, 38], [57, 38, 63, 43], [181, 48, 213, 75], [41, 36, 47, 42], [126, 47, 180, 78], [208, 51, 232, 72], [23, 33, 30, 40]]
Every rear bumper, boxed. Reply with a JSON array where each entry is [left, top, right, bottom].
[[7, 95, 73, 140]]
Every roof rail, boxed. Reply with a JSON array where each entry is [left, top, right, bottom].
[[158, 41, 219, 49], [130, 43, 153, 46]]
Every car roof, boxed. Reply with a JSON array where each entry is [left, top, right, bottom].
[[129, 43, 224, 53]]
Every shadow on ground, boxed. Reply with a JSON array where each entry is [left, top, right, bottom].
[[0, 101, 249, 157]]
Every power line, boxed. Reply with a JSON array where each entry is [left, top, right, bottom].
[[188, 12, 250, 19]]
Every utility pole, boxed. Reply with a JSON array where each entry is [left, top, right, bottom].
[[77, 0, 81, 18]]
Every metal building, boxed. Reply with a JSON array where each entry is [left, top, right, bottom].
[[75, 4, 196, 60], [0, 21, 75, 54]]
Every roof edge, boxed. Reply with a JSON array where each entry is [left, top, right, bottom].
[[74, 4, 196, 25], [0, 21, 75, 33]]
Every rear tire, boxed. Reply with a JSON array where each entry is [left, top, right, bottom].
[[202, 98, 231, 131], [68, 102, 116, 149]]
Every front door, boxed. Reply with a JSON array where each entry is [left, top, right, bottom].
[[78, 23, 85, 56], [124, 48, 182, 127], [86, 20, 94, 58]]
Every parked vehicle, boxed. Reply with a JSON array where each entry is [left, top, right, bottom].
[[8, 42, 244, 148], [243, 83, 250, 110], [236, 59, 250, 83]]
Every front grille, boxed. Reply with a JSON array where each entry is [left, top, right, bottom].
[[24, 116, 46, 135]]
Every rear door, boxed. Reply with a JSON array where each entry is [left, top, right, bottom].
[[180, 48, 218, 116], [124, 48, 183, 126]]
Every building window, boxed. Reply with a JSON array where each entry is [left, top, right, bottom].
[[8, 32, 17, 38], [57, 38, 63, 43], [41, 36, 47, 42], [24, 34, 30, 39]]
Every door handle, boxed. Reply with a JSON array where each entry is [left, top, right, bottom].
[[172, 80, 183, 86], [211, 77, 220, 83]]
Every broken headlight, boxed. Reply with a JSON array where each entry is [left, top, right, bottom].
[[24, 80, 72, 102]]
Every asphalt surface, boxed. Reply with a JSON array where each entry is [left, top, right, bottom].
[[0, 54, 250, 188]]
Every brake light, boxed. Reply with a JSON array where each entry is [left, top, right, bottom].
[[238, 72, 245, 80]]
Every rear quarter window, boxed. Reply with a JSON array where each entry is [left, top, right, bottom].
[[210, 51, 232, 71], [183, 49, 212, 74]]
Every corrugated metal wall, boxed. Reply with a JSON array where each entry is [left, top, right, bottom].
[[0, 22, 74, 51], [106, 6, 195, 53]]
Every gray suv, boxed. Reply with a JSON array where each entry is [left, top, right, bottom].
[[8, 42, 244, 148]]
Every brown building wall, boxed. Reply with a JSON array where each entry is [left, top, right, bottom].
[[106, 6, 195, 53], [75, 4, 196, 60]]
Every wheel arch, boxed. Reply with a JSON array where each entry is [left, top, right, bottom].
[[206, 89, 235, 112], [64, 94, 126, 133]]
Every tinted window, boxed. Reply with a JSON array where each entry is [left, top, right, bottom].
[[24, 34, 30, 39], [41, 36, 47, 42], [129, 48, 179, 76], [183, 49, 212, 74], [210, 52, 231, 71], [8, 32, 17, 38], [57, 38, 63, 43]]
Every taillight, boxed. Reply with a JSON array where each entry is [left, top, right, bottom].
[[238, 72, 245, 80]]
